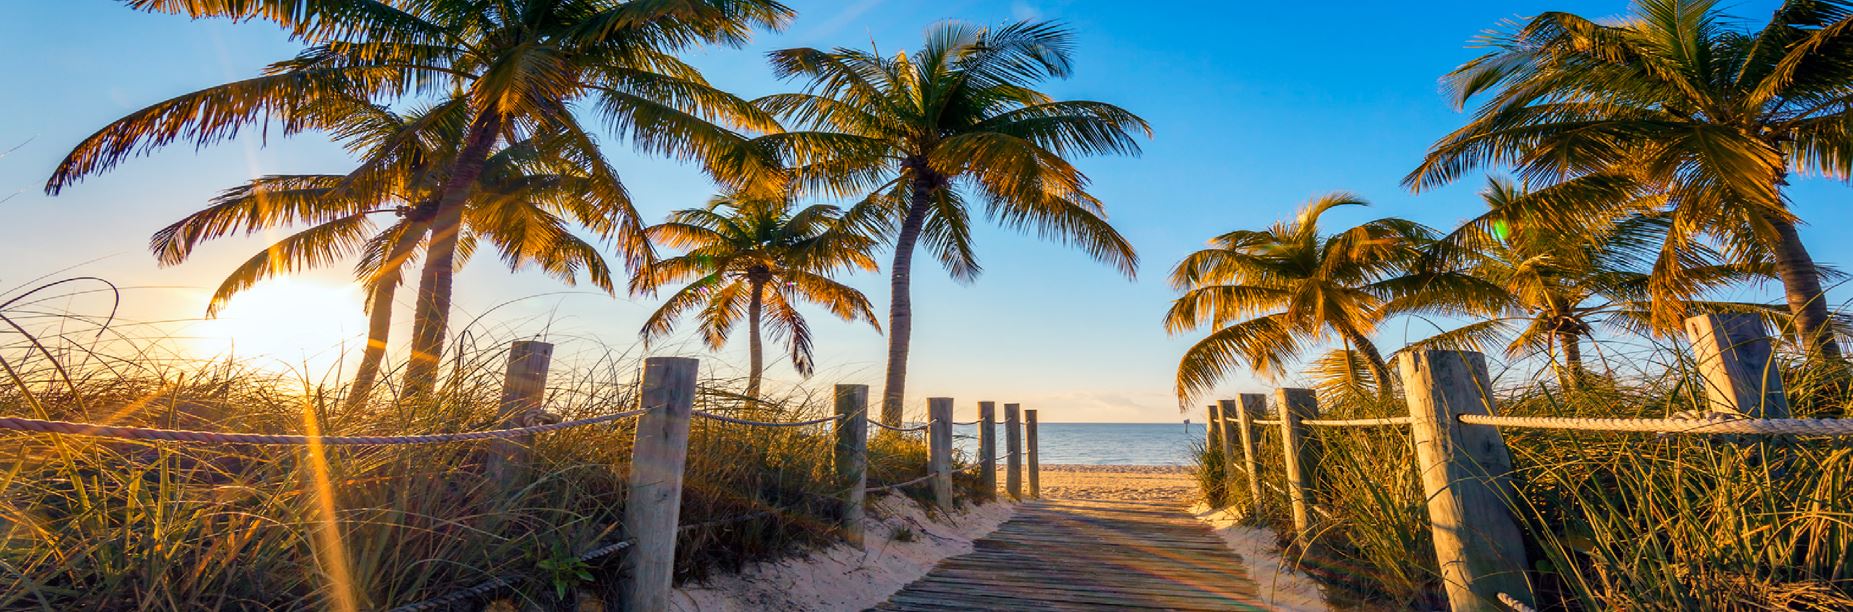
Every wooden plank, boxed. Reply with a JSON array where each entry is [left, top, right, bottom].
[[894, 581, 1254, 610], [875, 494, 1266, 611]]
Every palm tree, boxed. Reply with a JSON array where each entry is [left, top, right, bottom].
[[1406, 0, 1853, 360], [47, 0, 793, 395], [634, 194, 879, 398], [1417, 176, 1785, 388], [1166, 193, 1453, 403], [153, 101, 625, 407], [757, 20, 1148, 424]]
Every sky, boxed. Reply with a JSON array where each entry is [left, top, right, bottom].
[[2, 0, 1846, 423]]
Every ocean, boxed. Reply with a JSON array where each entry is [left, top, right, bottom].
[[950, 422, 1210, 466]]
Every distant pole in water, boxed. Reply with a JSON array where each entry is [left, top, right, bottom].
[[1184, 418, 1190, 433]]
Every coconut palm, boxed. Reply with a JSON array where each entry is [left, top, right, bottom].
[[634, 194, 879, 398], [1166, 193, 1471, 403], [1406, 0, 1853, 360], [153, 100, 625, 407], [47, 0, 793, 395], [757, 20, 1148, 424], [1416, 176, 1789, 388]]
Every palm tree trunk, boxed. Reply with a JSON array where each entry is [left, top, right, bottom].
[[1769, 215, 1843, 360], [745, 277, 766, 400], [403, 112, 502, 396], [1337, 326, 1393, 398], [345, 222, 427, 411], [880, 173, 936, 426], [1555, 330, 1584, 389], [346, 284, 399, 410]]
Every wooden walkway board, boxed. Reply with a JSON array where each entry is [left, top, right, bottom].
[[872, 499, 1267, 611]]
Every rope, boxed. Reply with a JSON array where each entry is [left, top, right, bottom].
[[1302, 416, 1414, 428], [1498, 592, 1537, 612], [0, 410, 648, 446], [866, 473, 936, 493], [953, 419, 982, 426], [690, 411, 841, 428], [1459, 413, 1853, 436], [1253, 419, 1282, 426], [678, 509, 780, 532], [387, 539, 632, 612], [867, 419, 929, 433]]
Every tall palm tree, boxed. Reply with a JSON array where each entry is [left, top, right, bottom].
[[47, 0, 793, 395], [757, 20, 1149, 424], [153, 101, 625, 407], [634, 194, 879, 398], [1417, 176, 1786, 388], [1406, 0, 1853, 360], [1166, 193, 1458, 403]]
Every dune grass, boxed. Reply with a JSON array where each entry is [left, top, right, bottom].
[[1193, 343, 1853, 610], [0, 318, 984, 610]]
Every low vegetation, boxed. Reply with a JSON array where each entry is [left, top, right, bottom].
[[0, 323, 982, 610], [1193, 344, 1853, 609]]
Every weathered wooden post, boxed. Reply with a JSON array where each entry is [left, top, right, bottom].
[[1216, 399, 1242, 507], [620, 357, 698, 612], [1276, 388, 1318, 538], [1204, 404, 1224, 451], [1005, 403, 1023, 500], [1235, 394, 1265, 513], [833, 384, 869, 549], [1026, 409, 1040, 499], [1402, 350, 1532, 612], [1685, 313, 1790, 418], [1204, 403, 1225, 503], [928, 397, 954, 512], [978, 401, 997, 501], [490, 340, 552, 487]]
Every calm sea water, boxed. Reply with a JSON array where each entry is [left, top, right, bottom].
[[950, 422, 1210, 466]]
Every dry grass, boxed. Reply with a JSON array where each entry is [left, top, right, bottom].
[[0, 295, 982, 609], [1194, 342, 1853, 610]]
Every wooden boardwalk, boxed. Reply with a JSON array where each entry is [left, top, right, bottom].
[[873, 499, 1267, 611]]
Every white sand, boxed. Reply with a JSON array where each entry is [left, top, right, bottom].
[[1191, 503, 1329, 611], [670, 497, 1014, 612]]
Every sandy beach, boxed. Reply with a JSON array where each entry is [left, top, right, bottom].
[[1002, 463, 1200, 504]]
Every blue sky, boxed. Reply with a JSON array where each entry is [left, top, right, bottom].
[[1, 1, 1844, 422]]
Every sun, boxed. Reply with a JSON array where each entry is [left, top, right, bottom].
[[189, 278, 369, 376]]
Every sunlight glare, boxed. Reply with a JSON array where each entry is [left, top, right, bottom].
[[190, 278, 368, 376]]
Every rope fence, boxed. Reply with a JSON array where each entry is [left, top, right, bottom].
[[1459, 413, 1853, 436], [867, 472, 937, 494], [1302, 416, 1414, 428], [868, 419, 930, 432], [0, 410, 648, 445], [1499, 592, 1538, 612], [0, 337, 1046, 610], [690, 411, 842, 428], [1206, 317, 1843, 612]]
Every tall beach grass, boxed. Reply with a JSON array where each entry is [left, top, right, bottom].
[[1193, 340, 1853, 610], [0, 298, 983, 609]]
